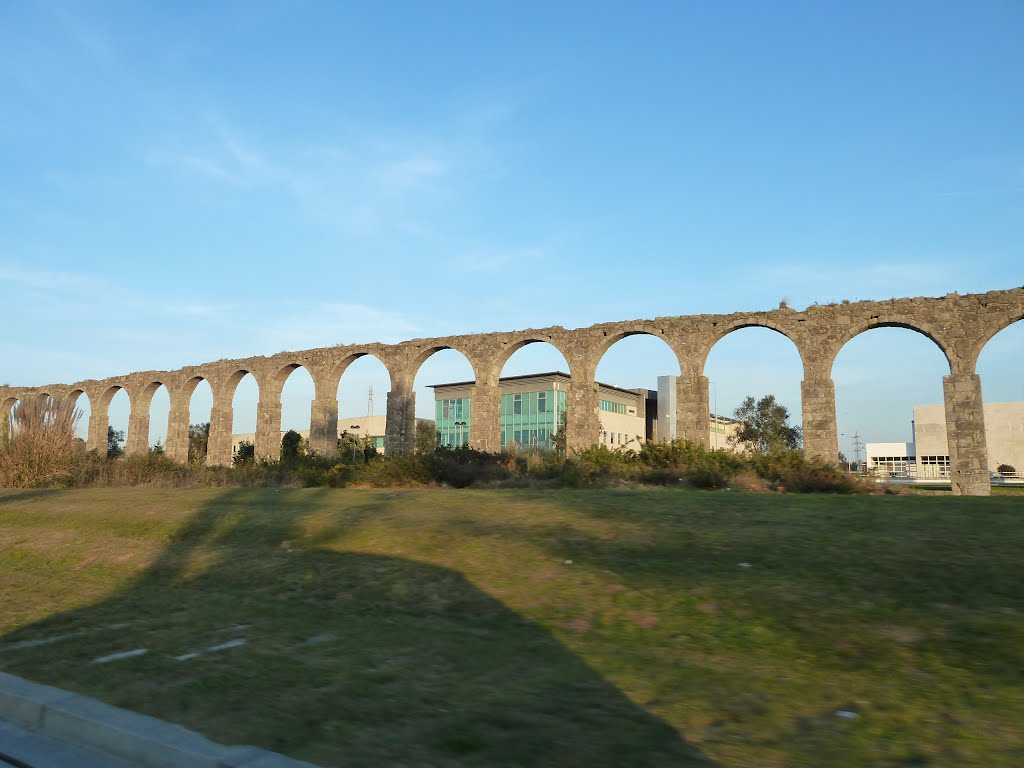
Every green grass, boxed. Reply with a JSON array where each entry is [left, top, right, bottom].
[[1, 488, 1021, 767]]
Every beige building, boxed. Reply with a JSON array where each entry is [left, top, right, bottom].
[[430, 372, 651, 450], [232, 414, 387, 457], [866, 402, 1024, 478], [431, 371, 741, 451], [914, 402, 1023, 476]]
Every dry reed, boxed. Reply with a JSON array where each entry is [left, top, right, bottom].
[[0, 395, 84, 487]]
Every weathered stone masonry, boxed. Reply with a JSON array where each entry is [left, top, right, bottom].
[[3, 288, 1021, 496]]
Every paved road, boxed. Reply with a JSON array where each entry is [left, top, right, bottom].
[[0, 718, 132, 768]]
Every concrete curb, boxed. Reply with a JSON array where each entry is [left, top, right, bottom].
[[0, 671, 319, 768]]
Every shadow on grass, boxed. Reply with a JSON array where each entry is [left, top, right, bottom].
[[441, 490, 1024, 685], [0, 488, 711, 767]]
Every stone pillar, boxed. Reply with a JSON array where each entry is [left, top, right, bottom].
[[801, 377, 839, 462], [943, 372, 990, 496], [126, 400, 148, 456], [566, 378, 600, 454], [309, 397, 339, 456], [206, 392, 234, 467], [165, 396, 190, 463], [676, 374, 710, 448], [385, 385, 416, 455], [255, 400, 282, 462], [87, 395, 108, 455], [469, 377, 501, 453]]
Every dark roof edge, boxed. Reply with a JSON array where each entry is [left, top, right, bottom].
[[429, 371, 646, 398]]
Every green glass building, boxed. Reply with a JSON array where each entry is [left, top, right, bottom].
[[431, 372, 649, 450]]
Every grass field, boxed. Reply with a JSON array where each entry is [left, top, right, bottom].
[[0, 488, 1021, 767]]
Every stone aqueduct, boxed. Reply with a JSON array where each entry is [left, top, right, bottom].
[[2, 287, 1022, 495]]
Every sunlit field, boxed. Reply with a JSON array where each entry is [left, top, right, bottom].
[[1, 488, 1021, 767]]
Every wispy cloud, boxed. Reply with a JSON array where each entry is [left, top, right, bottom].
[[147, 102, 510, 240], [49, 3, 113, 64], [0, 264, 101, 292], [262, 302, 423, 350], [165, 303, 234, 318], [455, 246, 545, 274]]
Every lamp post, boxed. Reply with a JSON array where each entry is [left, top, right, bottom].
[[454, 421, 467, 447], [709, 380, 719, 450], [349, 424, 360, 462]]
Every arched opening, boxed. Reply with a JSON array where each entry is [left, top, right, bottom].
[[336, 355, 391, 455], [498, 341, 571, 451], [2, 397, 18, 441], [976, 319, 1024, 479], [230, 372, 259, 447], [703, 326, 803, 452], [186, 378, 213, 464], [146, 383, 170, 450], [279, 366, 316, 455], [832, 327, 949, 478], [412, 348, 476, 449], [595, 333, 681, 450], [106, 387, 131, 459], [188, 378, 213, 425], [68, 390, 91, 445]]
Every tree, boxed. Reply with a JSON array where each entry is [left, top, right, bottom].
[[234, 440, 255, 465], [281, 429, 303, 462], [730, 395, 802, 454], [551, 406, 569, 455], [997, 463, 1016, 476], [337, 430, 371, 464], [188, 422, 210, 465], [107, 426, 125, 458], [415, 420, 437, 455]]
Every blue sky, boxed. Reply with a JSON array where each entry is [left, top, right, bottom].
[[2, 1, 1022, 458]]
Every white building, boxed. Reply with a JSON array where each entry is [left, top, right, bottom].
[[866, 401, 1024, 478]]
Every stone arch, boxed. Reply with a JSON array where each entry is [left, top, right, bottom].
[[831, 318, 954, 376], [974, 317, 1024, 478], [95, 383, 131, 457], [161, 375, 210, 463], [832, 324, 952, 478], [331, 352, 395, 454], [273, 363, 318, 452], [331, 351, 395, 393], [593, 327, 683, 449], [493, 336, 574, 382], [698, 320, 804, 376], [262, 361, 319, 403], [133, 380, 170, 453], [224, 369, 259, 433], [591, 324, 685, 370], [702, 323, 805, 446], [967, 311, 1024, 373], [2, 395, 18, 436], [493, 336, 585, 453], [410, 344, 480, 385], [411, 345, 478, 449], [64, 388, 92, 446]]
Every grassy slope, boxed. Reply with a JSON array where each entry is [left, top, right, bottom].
[[0, 488, 1021, 767]]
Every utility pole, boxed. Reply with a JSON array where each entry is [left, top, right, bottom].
[[851, 431, 864, 472]]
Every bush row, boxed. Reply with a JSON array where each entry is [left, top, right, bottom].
[[1, 439, 869, 494]]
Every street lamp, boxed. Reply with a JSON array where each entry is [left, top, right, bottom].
[[708, 380, 719, 450], [349, 424, 360, 462], [454, 421, 467, 447]]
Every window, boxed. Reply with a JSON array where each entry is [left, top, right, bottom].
[[514, 393, 522, 415], [538, 391, 547, 413]]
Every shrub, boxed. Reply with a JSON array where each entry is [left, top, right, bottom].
[[748, 451, 862, 494], [997, 463, 1016, 476], [0, 396, 83, 488]]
